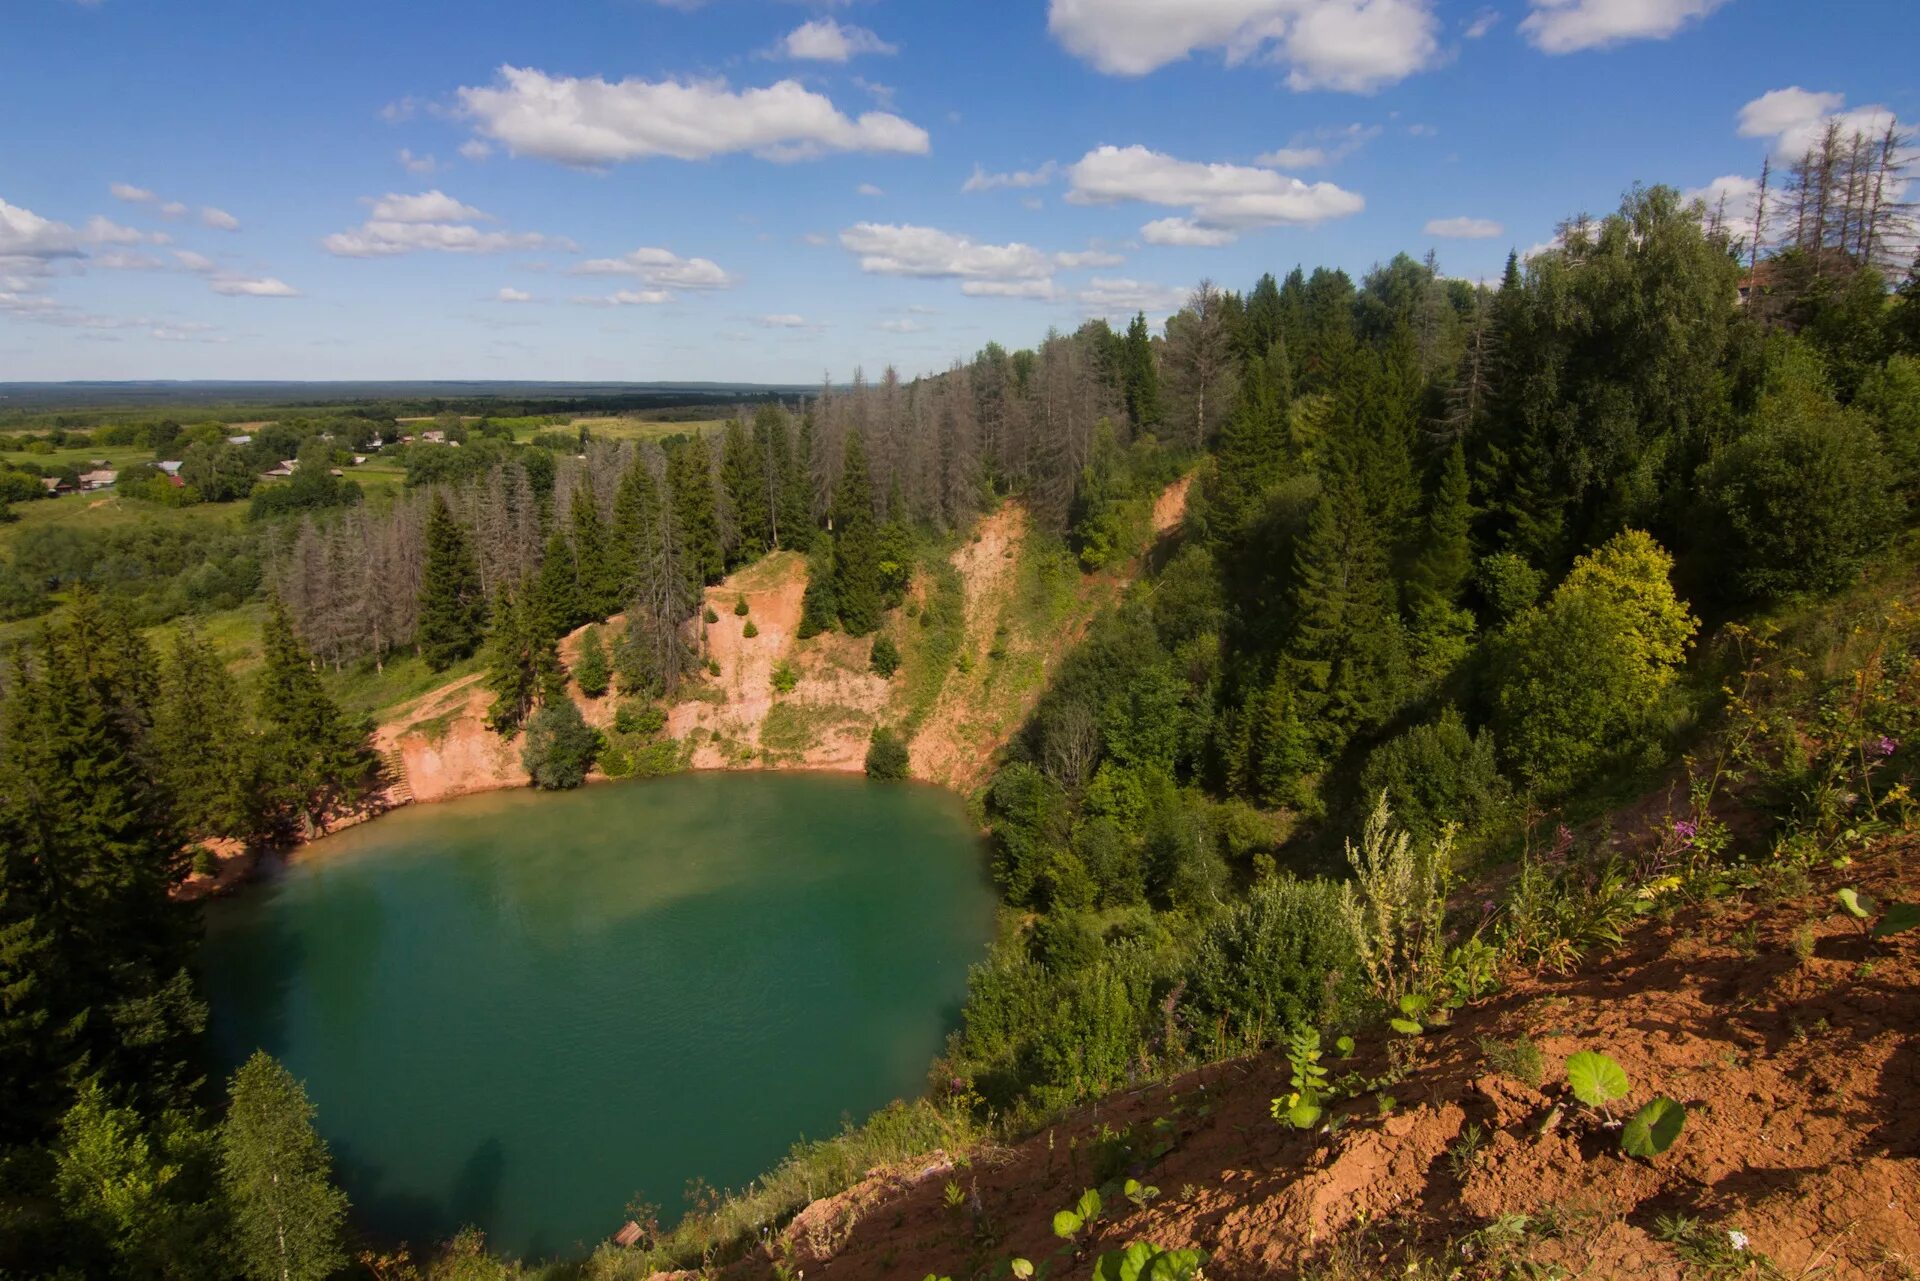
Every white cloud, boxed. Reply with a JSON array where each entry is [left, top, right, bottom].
[[962, 279, 1060, 300], [82, 215, 169, 246], [757, 313, 810, 327], [458, 139, 494, 161], [799, 232, 830, 247], [1054, 248, 1126, 268], [858, 182, 886, 197], [1425, 216, 1504, 238], [92, 250, 169, 271], [1737, 86, 1844, 140], [1067, 144, 1364, 244], [1047, 0, 1441, 93], [172, 249, 216, 272], [456, 65, 929, 165], [1683, 174, 1761, 242], [381, 96, 420, 123], [1519, 0, 1729, 53], [573, 288, 675, 306], [211, 275, 298, 297], [159, 201, 188, 218], [839, 222, 1054, 282], [324, 221, 562, 257], [496, 286, 535, 302], [398, 148, 440, 174], [962, 161, 1058, 192], [367, 190, 490, 223], [569, 246, 733, 289], [778, 18, 897, 61], [1464, 6, 1498, 36], [109, 182, 155, 204], [1077, 276, 1189, 316], [1256, 122, 1380, 168], [878, 317, 924, 333], [200, 206, 240, 231]]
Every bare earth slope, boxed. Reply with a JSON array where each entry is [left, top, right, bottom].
[[732, 840, 1919, 1281], [375, 476, 1192, 802]]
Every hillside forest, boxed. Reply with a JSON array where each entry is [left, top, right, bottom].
[[4, 132, 1920, 1279]]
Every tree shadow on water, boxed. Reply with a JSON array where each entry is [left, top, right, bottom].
[[328, 1134, 511, 1255]]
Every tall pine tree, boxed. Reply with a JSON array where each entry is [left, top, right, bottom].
[[831, 432, 884, 635], [417, 493, 486, 670], [257, 602, 372, 837]]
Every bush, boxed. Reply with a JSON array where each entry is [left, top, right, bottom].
[[771, 661, 798, 694], [1473, 552, 1545, 623], [864, 727, 910, 780], [613, 702, 666, 736], [1187, 875, 1361, 1055], [522, 697, 598, 789], [742, 620, 759, 639], [1359, 707, 1507, 844], [1491, 530, 1696, 791], [573, 625, 610, 699], [733, 596, 749, 616], [869, 632, 901, 678], [703, 605, 719, 625]]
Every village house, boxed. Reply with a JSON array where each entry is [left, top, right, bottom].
[[77, 468, 118, 491]]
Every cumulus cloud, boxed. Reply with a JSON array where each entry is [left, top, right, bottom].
[[757, 313, 810, 327], [878, 317, 924, 333], [1425, 216, 1504, 238], [496, 287, 535, 302], [1076, 276, 1189, 317], [1067, 144, 1364, 244], [1464, 6, 1498, 37], [1682, 174, 1762, 243], [109, 182, 155, 204], [961, 279, 1060, 300], [778, 18, 897, 61], [1047, 0, 1441, 93], [211, 275, 298, 297], [1054, 248, 1126, 268], [159, 201, 188, 218], [367, 190, 491, 223], [1734, 86, 1907, 171], [398, 148, 440, 174], [456, 65, 929, 166], [2, 199, 178, 266], [458, 139, 494, 161], [573, 288, 675, 306], [962, 161, 1059, 192], [1519, 0, 1729, 53], [569, 246, 734, 290], [200, 206, 240, 231], [172, 249, 216, 272], [839, 222, 1054, 282]]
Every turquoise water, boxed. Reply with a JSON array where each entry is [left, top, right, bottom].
[[199, 773, 993, 1259]]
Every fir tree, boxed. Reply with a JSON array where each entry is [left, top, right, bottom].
[[1288, 475, 1409, 754], [1122, 311, 1161, 429], [832, 432, 884, 635], [152, 623, 255, 839], [1406, 441, 1474, 614], [669, 436, 724, 594], [1250, 666, 1315, 808], [721, 418, 769, 561], [534, 523, 578, 638], [417, 493, 486, 670], [574, 624, 610, 698], [797, 530, 837, 639], [257, 601, 372, 837], [567, 481, 618, 622], [220, 1052, 349, 1281], [613, 452, 697, 695], [1208, 340, 1292, 537], [482, 585, 561, 733]]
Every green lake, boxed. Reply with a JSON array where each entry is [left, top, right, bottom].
[[200, 772, 994, 1259]]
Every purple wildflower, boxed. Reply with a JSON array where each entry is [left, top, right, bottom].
[[1672, 819, 1698, 847], [1872, 735, 1899, 759]]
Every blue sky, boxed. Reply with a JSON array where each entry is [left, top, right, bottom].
[[2, 0, 1913, 383]]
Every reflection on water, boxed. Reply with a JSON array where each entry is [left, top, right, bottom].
[[200, 773, 991, 1259]]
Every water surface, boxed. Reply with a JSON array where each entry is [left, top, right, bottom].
[[201, 772, 992, 1259]]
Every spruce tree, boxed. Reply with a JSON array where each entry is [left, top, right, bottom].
[[574, 624, 610, 698], [831, 432, 884, 635], [797, 530, 838, 639], [1122, 311, 1162, 429], [1407, 442, 1474, 613], [721, 418, 769, 561], [483, 585, 561, 733], [567, 481, 618, 622], [257, 601, 371, 837], [534, 523, 578, 637], [153, 624, 254, 839], [669, 436, 724, 594], [1250, 666, 1315, 808], [1288, 476, 1408, 754], [417, 493, 486, 670], [220, 1052, 349, 1281], [1208, 340, 1292, 538]]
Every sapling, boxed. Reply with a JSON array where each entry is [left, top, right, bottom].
[[1271, 1026, 1330, 1129], [1390, 992, 1430, 1036], [1564, 1048, 1687, 1156], [1051, 1188, 1102, 1241]]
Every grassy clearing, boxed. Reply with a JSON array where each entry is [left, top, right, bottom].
[[0, 490, 245, 544], [891, 555, 966, 735], [547, 417, 728, 444], [760, 700, 866, 756]]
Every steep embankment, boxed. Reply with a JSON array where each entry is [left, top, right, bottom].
[[375, 476, 1191, 803], [730, 840, 1920, 1281]]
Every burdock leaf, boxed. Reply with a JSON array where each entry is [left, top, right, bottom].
[[1872, 901, 1920, 937], [1565, 1051, 1630, 1107], [1621, 1097, 1686, 1157]]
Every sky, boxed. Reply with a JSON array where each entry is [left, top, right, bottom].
[[1, 0, 1914, 384]]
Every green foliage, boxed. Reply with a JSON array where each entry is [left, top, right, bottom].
[[613, 701, 666, 736], [864, 726, 910, 780], [1052, 1188, 1102, 1239], [256, 601, 374, 835], [1339, 794, 1452, 1008], [742, 619, 759, 639], [574, 624, 610, 698], [153, 622, 256, 838], [521, 695, 597, 789], [733, 595, 750, 616], [1478, 1034, 1546, 1089], [1491, 530, 1696, 790], [832, 433, 885, 635], [1359, 707, 1506, 845], [483, 584, 563, 732], [418, 493, 487, 670], [220, 1052, 349, 1281], [1273, 1026, 1329, 1128], [1092, 1242, 1207, 1281], [797, 532, 837, 639], [870, 632, 901, 678], [1189, 875, 1360, 1054], [1621, 1097, 1686, 1158], [1563, 1050, 1630, 1113], [772, 660, 799, 694], [703, 605, 720, 624]]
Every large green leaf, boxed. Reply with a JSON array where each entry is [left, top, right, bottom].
[[1837, 887, 1876, 920], [1389, 1018, 1424, 1036], [1093, 1243, 1209, 1281], [1621, 1097, 1686, 1157], [1287, 1098, 1323, 1130], [1564, 1051, 1630, 1107], [1052, 1209, 1083, 1240], [1872, 901, 1920, 938]]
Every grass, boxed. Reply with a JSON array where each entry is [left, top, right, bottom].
[[760, 700, 866, 756], [892, 554, 966, 735], [1478, 1033, 1547, 1089], [544, 417, 729, 444]]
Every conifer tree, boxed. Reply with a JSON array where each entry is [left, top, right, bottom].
[[417, 493, 486, 670], [153, 623, 254, 838], [1250, 666, 1315, 808], [721, 418, 769, 560], [831, 432, 884, 635], [1407, 442, 1474, 614], [777, 411, 814, 547], [669, 436, 724, 593], [1208, 340, 1292, 537], [482, 585, 561, 733], [220, 1052, 349, 1281], [535, 523, 578, 637], [613, 451, 697, 695], [567, 481, 618, 622], [257, 601, 371, 837], [574, 624, 610, 698], [1122, 311, 1161, 429], [1288, 475, 1408, 753], [797, 530, 838, 639]]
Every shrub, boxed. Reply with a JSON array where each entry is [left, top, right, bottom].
[[870, 633, 901, 678], [864, 727, 909, 780], [742, 620, 759, 639], [573, 625, 610, 698], [733, 596, 749, 616], [613, 702, 666, 736], [1473, 552, 1545, 623], [1032, 911, 1103, 972], [771, 661, 798, 694], [1359, 707, 1507, 844], [1188, 874, 1362, 1054], [1339, 794, 1451, 1007], [703, 605, 719, 625], [1478, 1034, 1545, 1088], [190, 845, 219, 877], [522, 697, 598, 789], [1490, 530, 1696, 791]]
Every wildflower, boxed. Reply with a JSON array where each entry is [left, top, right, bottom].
[[1872, 735, 1899, 758], [1672, 819, 1698, 847], [1728, 1230, 1749, 1252]]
